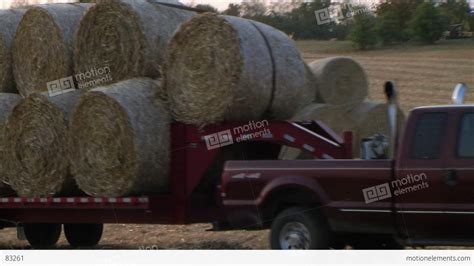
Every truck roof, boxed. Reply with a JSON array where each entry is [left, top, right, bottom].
[[411, 105, 474, 113]]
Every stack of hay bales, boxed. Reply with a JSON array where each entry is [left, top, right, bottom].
[[4, 92, 81, 197], [161, 13, 314, 125], [74, 0, 196, 86], [0, 0, 402, 198], [69, 78, 170, 197], [12, 3, 92, 96], [0, 9, 26, 93], [68, 11, 312, 196], [0, 0, 194, 197], [279, 57, 405, 159]]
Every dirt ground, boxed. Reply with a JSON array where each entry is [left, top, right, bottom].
[[0, 224, 269, 249], [1, 39, 473, 250]]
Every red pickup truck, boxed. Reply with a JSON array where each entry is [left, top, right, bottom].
[[222, 102, 474, 249], [1, 83, 471, 250]]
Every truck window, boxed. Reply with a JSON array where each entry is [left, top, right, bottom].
[[458, 113, 474, 158], [411, 113, 448, 159]]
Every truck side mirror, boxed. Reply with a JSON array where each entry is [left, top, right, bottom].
[[452, 83, 468, 105]]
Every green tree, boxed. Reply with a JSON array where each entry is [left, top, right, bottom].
[[349, 12, 377, 50], [439, 0, 470, 25], [376, 0, 424, 41], [240, 2, 267, 18], [222, 4, 241, 16], [195, 4, 218, 13], [230, 0, 350, 40], [376, 10, 404, 44], [284, 0, 333, 39], [409, 2, 446, 44]]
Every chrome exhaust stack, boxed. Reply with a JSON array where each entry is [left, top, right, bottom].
[[452, 83, 467, 104], [360, 81, 399, 160], [385, 81, 398, 158]]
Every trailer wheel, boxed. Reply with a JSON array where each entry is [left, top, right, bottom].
[[270, 207, 330, 249], [24, 223, 61, 249], [64, 223, 103, 248]]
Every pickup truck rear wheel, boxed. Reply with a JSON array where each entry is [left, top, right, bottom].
[[64, 223, 103, 248], [24, 223, 61, 249], [270, 207, 330, 249]]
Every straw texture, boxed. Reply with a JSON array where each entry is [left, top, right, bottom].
[[4, 91, 81, 196], [69, 78, 170, 196], [162, 13, 312, 125], [309, 57, 368, 106], [0, 9, 26, 93], [74, 0, 195, 85], [12, 3, 91, 96], [0, 93, 21, 184]]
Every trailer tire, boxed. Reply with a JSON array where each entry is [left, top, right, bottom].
[[270, 207, 330, 249], [64, 223, 103, 248], [24, 223, 61, 249]]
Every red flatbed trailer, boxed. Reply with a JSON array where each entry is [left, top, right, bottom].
[[0, 121, 352, 248]]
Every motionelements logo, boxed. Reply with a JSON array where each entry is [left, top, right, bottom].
[[203, 120, 271, 150], [46, 65, 113, 96], [363, 173, 429, 204]]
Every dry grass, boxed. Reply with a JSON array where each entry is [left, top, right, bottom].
[[75, 0, 195, 86], [163, 13, 311, 125], [309, 56, 368, 106], [0, 9, 26, 93], [70, 78, 170, 197], [4, 92, 80, 197], [12, 4, 91, 96], [0, 39, 472, 249], [297, 39, 474, 113]]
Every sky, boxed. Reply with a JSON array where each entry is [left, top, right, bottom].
[[184, 0, 241, 10], [1, 0, 473, 11], [1, 0, 380, 10]]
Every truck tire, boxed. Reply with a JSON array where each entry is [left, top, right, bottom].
[[24, 223, 61, 249], [64, 223, 103, 248], [270, 207, 330, 249]]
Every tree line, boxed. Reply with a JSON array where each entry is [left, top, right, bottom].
[[197, 0, 474, 50]]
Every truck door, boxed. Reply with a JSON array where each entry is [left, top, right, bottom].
[[441, 111, 474, 234], [395, 111, 452, 237]]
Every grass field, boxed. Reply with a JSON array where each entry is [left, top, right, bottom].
[[297, 39, 474, 113], [0, 39, 473, 250]]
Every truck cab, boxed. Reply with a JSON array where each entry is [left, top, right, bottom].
[[394, 105, 474, 242], [221, 102, 474, 249]]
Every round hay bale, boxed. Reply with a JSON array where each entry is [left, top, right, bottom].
[[351, 101, 406, 158], [0, 93, 21, 185], [69, 78, 170, 197], [4, 91, 81, 197], [279, 103, 356, 160], [249, 21, 314, 119], [0, 9, 26, 93], [309, 57, 368, 106], [162, 13, 312, 125], [12, 3, 92, 97], [74, 0, 195, 86]]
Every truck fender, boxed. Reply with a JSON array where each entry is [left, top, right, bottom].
[[256, 175, 331, 210]]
